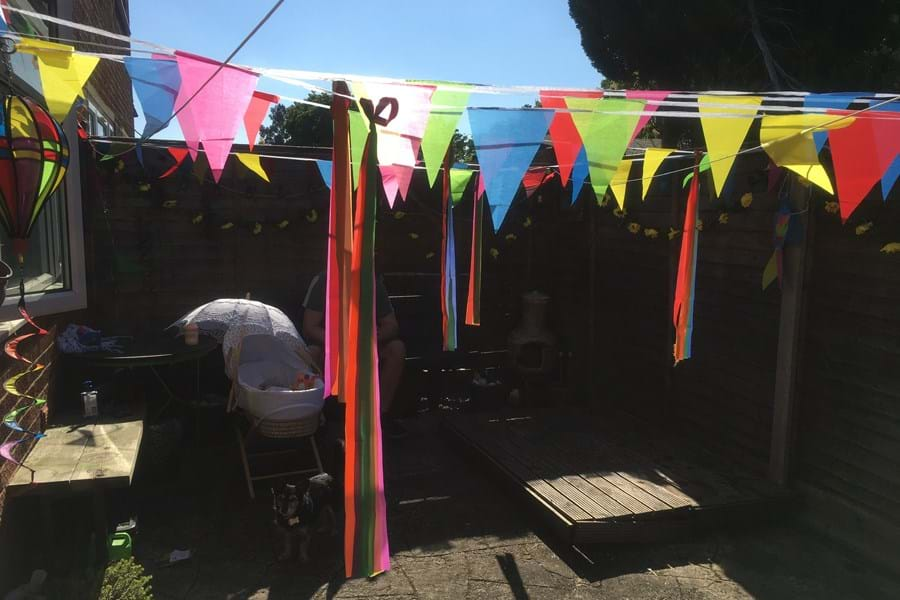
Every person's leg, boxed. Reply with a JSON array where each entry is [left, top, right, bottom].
[[378, 339, 405, 415]]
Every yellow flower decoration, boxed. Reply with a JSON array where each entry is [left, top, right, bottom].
[[718, 213, 729, 225], [598, 196, 610, 208], [505, 233, 517, 242], [824, 201, 839, 214], [139, 183, 151, 192], [667, 228, 681, 240], [627, 222, 641, 234], [696, 219, 704, 232], [277, 220, 289, 229], [191, 214, 203, 225], [306, 209, 318, 223], [523, 216, 532, 228], [855, 221, 873, 236], [408, 232, 420, 240], [740, 193, 753, 208], [612, 208, 626, 219], [489, 248, 500, 259], [394, 210, 406, 219], [162, 200, 176, 208], [880, 242, 900, 254], [115, 160, 125, 173], [425, 251, 435, 259], [220, 222, 234, 231], [252, 223, 263, 236], [644, 228, 659, 239]]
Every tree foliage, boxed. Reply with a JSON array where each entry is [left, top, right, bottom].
[[568, 0, 900, 91]]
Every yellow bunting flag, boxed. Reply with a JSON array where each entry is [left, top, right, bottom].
[[609, 159, 632, 210], [759, 114, 854, 194], [235, 153, 270, 182], [641, 148, 675, 200], [16, 39, 99, 122], [698, 95, 763, 197]]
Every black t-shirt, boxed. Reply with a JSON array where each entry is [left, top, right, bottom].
[[302, 271, 394, 320]]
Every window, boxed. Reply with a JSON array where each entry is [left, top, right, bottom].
[[0, 0, 86, 321]]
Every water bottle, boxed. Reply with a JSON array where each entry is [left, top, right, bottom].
[[82, 380, 98, 418]]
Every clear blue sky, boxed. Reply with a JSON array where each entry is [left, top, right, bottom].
[[130, 0, 601, 141]]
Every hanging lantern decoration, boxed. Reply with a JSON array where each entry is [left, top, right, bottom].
[[0, 94, 69, 300]]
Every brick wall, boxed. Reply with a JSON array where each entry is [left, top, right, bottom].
[[73, 0, 133, 134]]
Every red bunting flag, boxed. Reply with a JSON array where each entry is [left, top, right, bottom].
[[539, 89, 603, 186], [827, 111, 888, 221], [159, 147, 191, 179], [243, 91, 279, 151]]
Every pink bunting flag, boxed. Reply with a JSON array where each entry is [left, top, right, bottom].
[[539, 89, 603, 186], [244, 91, 279, 151], [359, 83, 436, 206], [174, 51, 259, 183], [625, 90, 671, 144]]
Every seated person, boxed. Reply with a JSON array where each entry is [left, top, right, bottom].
[[301, 271, 407, 437]]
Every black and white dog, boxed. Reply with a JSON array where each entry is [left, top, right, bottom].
[[272, 473, 337, 562]]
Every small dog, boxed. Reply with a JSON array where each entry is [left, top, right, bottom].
[[272, 473, 337, 563]]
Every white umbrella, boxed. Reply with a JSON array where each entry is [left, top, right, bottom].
[[170, 299, 306, 351]]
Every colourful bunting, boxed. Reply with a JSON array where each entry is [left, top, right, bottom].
[[174, 51, 259, 183], [243, 91, 279, 151], [570, 146, 589, 205], [609, 159, 632, 209], [641, 148, 675, 200], [762, 199, 791, 290], [235, 153, 269, 182], [827, 111, 889, 221], [468, 108, 554, 232], [759, 114, 854, 194], [316, 159, 332, 189], [449, 167, 474, 204], [539, 89, 603, 186], [869, 105, 900, 200], [698, 95, 762, 197], [466, 174, 484, 326], [522, 169, 555, 199], [421, 85, 471, 188], [16, 39, 99, 122], [567, 97, 643, 202], [625, 90, 671, 143], [159, 147, 190, 179], [124, 56, 181, 139], [673, 160, 701, 364], [803, 93, 864, 152]]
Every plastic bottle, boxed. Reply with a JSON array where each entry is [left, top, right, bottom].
[[82, 380, 98, 418]]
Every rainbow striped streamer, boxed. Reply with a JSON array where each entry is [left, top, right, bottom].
[[441, 163, 458, 351], [343, 97, 390, 578], [673, 159, 701, 364], [466, 175, 484, 326]]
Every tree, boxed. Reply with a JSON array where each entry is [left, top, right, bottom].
[[568, 0, 900, 92]]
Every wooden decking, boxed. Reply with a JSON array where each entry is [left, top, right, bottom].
[[445, 409, 797, 544]]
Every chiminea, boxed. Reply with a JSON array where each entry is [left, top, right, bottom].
[[508, 291, 557, 398]]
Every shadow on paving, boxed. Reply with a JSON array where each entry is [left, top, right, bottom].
[[127, 409, 900, 600]]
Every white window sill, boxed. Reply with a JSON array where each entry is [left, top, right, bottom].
[[0, 318, 26, 344]]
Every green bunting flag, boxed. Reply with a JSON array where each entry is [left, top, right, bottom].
[[449, 167, 475, 205], [420, 85, 471, 188], [566, 98, 644, 202]]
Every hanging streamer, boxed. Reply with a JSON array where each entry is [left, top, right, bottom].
[[343, 97, 393, 579], [420, 84, 471, 188], [539, 89, 603, 186], [762, 194, 792, 290], [243, 91, 280, 151], [441, 156, 458, 351], [673, 158, 701, 364], [698, 95, 762, 197], [466, 174, 484, 326]]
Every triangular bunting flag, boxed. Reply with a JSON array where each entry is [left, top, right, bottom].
[[827, 110, 885, 222], [609, 159, 632, 209], [159, 147, 190, 179], [449, 167, 475, 204], [870, 104, 900, 199], [523, 169, 553, 199], [17, 39, 99, 122], [174, 51, 259, 183], [124, 56, 181, 139], [421, 85, 471, 188], [468, 108, 554, 232], [235, 153, 269, 182], [567, 97, 643, 202], [698, 95, 762, 197], [759, 114, 854, 194], [539, 89, 603, 186], [625, 90, 671, 143], [804, 93, 866, 152], [570, 146, 589, 205], [641, 148, 675, 200], [243, 91, 279, 151], [316, 159, 332, 189], [349, 108, 368, 189]]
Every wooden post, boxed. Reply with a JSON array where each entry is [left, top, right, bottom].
[[769, 176, 813, 485]]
